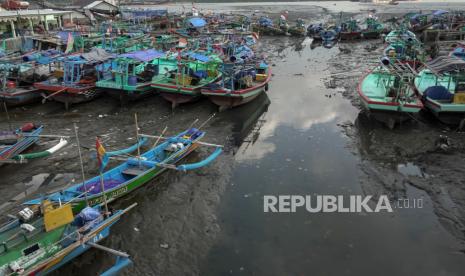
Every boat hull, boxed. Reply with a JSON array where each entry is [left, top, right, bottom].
[[0, 88, 41, 107], [359, 71, 422, 127], [340, 31, 362, 40], [158, 91, 201, 108], [103, 86, 154, 103], [202, 84, 267, 110], [362, 31, 381, 39], [34, 83, 100, 109], [71, 142, 199, 212]]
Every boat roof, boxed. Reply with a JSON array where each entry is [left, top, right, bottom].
[[119, 49, 165, 62], [425, 56, 465, 73]]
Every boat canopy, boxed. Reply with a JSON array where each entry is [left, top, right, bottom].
[[80, 48, 115, 63], [425, 56, 465, 73], [433, 10, 449, 16], [188, 17, 207, 28], [184, 52, 211, 62], [119, 49, 165, 62]]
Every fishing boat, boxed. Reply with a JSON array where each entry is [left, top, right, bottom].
[[307, 23, 324, 40], [96, 49, 165, 104], [358, 62, 423, 128], [362, 17, 384, 39], [0, 64, 41, 107], [414, 56, 465, 125], [0, 202, 135, 275], [288, 19, 307, 37], [383, 39, 425, 69], [320, 26, 340, 44], [34, 49, 114, 110], [252, 17, 286, 36], [24, 128, 222, 212], [339, 19, 362, 40], [384, 28, 418, 44], [201, 61, 270, 110], [0, 123, 43, 163], [151, 52, 223, 108]]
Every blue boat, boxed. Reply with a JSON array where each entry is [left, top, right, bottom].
[[0, 124, 43, 163], [24, 128, 223, 211]]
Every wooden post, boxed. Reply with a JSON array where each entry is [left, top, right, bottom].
[[10, 20, 16, 38], [74, 123, 89, 206], [134, 113, 141, 167], [99, 172, 109, 216]]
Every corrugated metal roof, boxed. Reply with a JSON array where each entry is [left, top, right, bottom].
[[0, 9, 72, 22]]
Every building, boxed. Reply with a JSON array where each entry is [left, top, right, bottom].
[[0, 9, 73, 39]]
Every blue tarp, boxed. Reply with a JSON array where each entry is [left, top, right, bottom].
[[425, 86, 452, 101], [188, 17, 207, 28], [433, 10, 449, 16], [185, 52, 210, 62], [119, 49, 165, 62], [453, 47, 465, 60], [259, 17, 273, 27]]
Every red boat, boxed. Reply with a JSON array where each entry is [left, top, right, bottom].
[[201, 62, 271, 111]]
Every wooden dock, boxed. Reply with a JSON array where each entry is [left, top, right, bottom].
[[422, 29, 465, 43]]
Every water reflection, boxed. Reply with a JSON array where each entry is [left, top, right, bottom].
[[201, 38, 465, 276]]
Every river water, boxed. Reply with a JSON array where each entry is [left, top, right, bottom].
[[1, 1, 465, 276]]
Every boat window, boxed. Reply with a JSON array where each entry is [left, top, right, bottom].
[[23, 243, 40, 256]]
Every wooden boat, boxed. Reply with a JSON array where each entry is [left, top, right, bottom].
[[307, 24, 324, 40], [288, 19, 306, 37], [339, 19, 362, 40], [320, 26, 340, 43], [151, 53, 222, 108], [383, 40, 425, 69], [96, 49, 165, 104], [34, 49, 114, 110], [358, 65, 423, 128], [201, 61, 270, 110], [0, 123, 43, 163], [252, 17, 287, 36], [362, 18, 384, 39], [0, 202, 135, 275], [414, 56, 465, 125], [385, 28, 418, 44], [0, 64, 41, 107], [24, 128, 222, 212]]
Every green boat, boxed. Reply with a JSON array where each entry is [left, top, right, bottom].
[[288, 19, 306, 37], [24, 128, 222, 212], [362, 17, 384, 39], [414, 56, 465, 124], [359, 65, 423, 128], [0, 202, 135, 275], [96, 49, 165, 104], [385, 28, 418, 44], [151, 53, 223, 108]]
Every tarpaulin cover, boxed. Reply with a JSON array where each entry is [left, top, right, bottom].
[[188, 17, 207, 28], [433, 10, 449, 16], [80, 48, 115, 63], [78, 207, 101, 221], [452, 47, 465, 60], [119, 49, 165, 62], [77, 179, 123, 194], [424, 86, 452, 101], [259, 17, 273, 27], [185, 52, 210, 62]]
